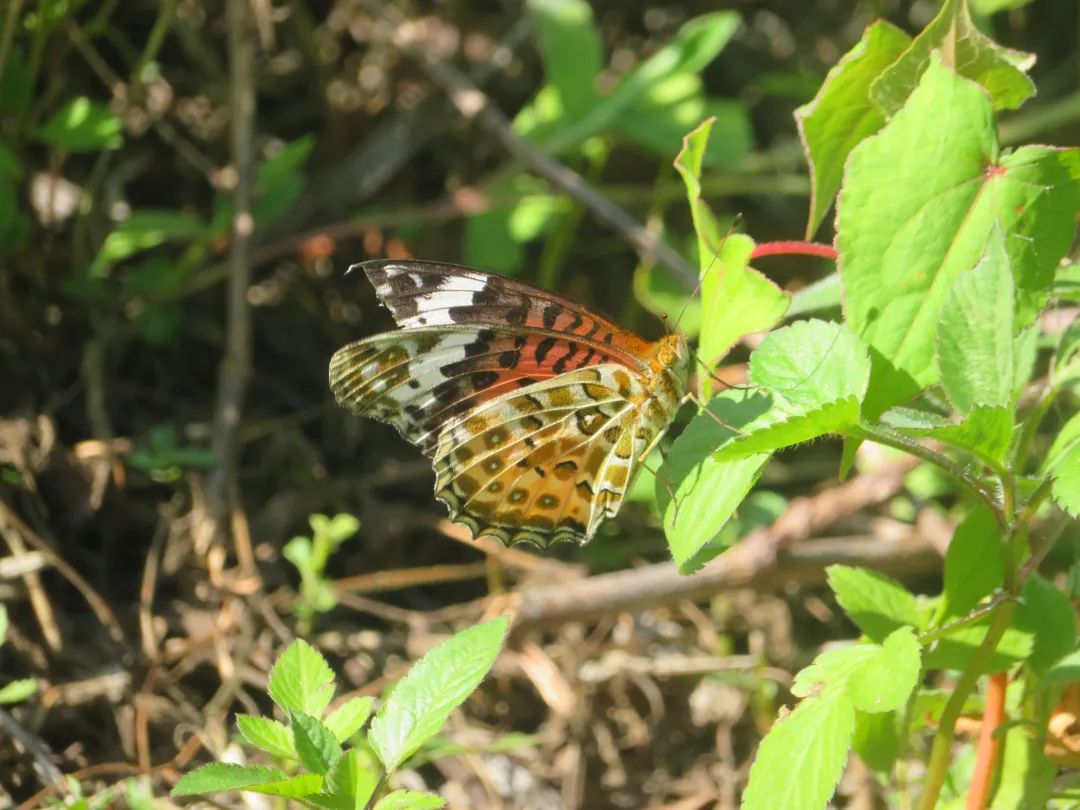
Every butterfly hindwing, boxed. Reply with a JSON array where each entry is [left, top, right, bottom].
[[431, 366, 662, 547]]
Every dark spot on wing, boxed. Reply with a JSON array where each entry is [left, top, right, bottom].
[[535, 337, 556, 364]]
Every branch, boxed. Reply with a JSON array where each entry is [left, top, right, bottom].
[[204, 0, 256, 561], [511, 458, 925, 630]]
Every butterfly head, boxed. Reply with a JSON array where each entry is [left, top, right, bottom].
[[650, 332, 691, 392]]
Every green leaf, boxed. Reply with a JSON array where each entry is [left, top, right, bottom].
[[615, 74, 752, 165], [741, 689, 855, 810], [675, 120, 788, 393], [990, 724, 1054, 810], [0, 604, 7, 645], [827, 565, 920, 643], [374, 791, 447, 810], [787, 272, 842, 318], [839, 58, 1080, 412], [268, 639, 336, 718], [324, 696, 374, 743], [656, 395, 770, 571], [529, 0, 602, 121], [795, 21, 912, 236], [89, 211, 205, 277], [633, 261, 701, 339], [711, 395, 861, 460], [1017, 575, 1077, 676], [937, 233, 1016, 414], [237, 714, 296, 759], [171, 763, 322, 798], [852, 710, 900, 772], [1051, 444, 1080, 518], [846, 628, 921, 714], [0, 678, 37, 704], [1012, 325, 1039, 401], [1041, 648, 1080, 687], [869, 0, 1035, 115], [793, 645, 877, 697], [749, 319, 870, 408], [313, 749, 380, 810], [941, 505, 1003, 619], [369, 617, 508, 773], [34, 97, 123, 152], [924, 615, 1032, 673], [1044, 412, 1080, 476], [291, 711, 342, 773], [882, 406, 1014, 467]]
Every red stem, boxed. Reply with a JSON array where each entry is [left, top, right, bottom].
[[966, 671, 1008, 810], [750, 240, 838, 261]]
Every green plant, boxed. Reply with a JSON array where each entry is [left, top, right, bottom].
[[284, 513, 361, 636], [172, 618, 508, 809], [0, 605, 36, 705], [655, 1, 1080, 807]]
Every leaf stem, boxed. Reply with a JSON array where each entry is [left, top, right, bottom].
[[854, 422, 1001, 524], [750, 240, 838, 261], [916, 600, 1016, 810]]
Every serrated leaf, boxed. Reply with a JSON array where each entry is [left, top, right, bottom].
[[870, 0, 1034, 115], [1051, 444, 1080, 518], [268, 639, 336, 717], [237, 714, 296, 759], [827, 565, 921, 643], [34, 96, 123, 152], [374, 790, 447, 810], [324, 696, 374, 743], [750, 319, 870, 408], [529, 0, 602, 121], [370, 617, 508, 773], [312, 749, 380, 810], [1017, 575, 1077, 676], [0, 678, 36, 704], [839, 58, 1080, 412], [846, 628, 921, 714], [675, 120, 788, 395], [171, 763, 322, 798], [937, 233, 1015, 414], [795, 20, 912, 236], [656, 394, 770, 571], [291, 711, 342, 773], [712, 395, 860, 460], [793, 645, 877, 698], [942, 505, 1003, 619], [742, 689, 855, 810]]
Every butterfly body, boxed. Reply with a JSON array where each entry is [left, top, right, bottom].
[[330, 260, 689, 547]]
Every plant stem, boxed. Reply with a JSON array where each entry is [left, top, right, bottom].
[[917, 600, 1016, 810], [965, 671, 1008, 810]]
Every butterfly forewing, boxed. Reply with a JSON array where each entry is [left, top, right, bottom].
[[330, 260, 690, 547]]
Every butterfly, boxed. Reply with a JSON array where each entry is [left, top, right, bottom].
[[329, 259, 690, 547]]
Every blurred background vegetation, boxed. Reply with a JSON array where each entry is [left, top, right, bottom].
[[0, 0, 1077, 807]]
